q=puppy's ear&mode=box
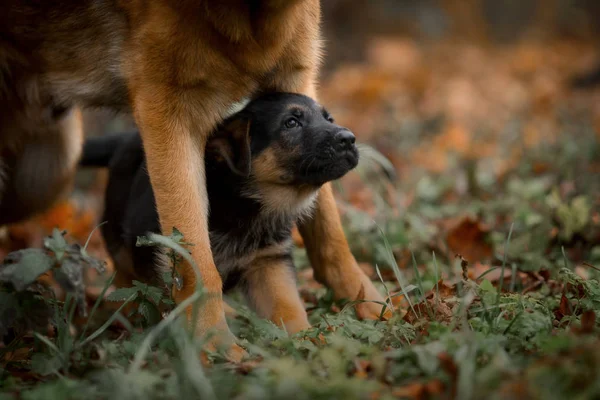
[207,118,251,177]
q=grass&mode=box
[1,130,598,400]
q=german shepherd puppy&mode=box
[1,1,388,359]
[81,93,358,334]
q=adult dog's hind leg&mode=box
[0,107,83,225]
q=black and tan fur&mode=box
[1,1,389,359]
[81,93,359,334]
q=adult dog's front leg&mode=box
[132,85,244,360]
[298,184,391,320]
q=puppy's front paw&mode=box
[223,342,247,363]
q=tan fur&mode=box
[0,105,83,225]
[298,184,393,321]
[244,259,310,334]
[0,0,388,360]
[248,147,319,219]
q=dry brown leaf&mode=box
[426,279,457,300]
[308,333,328,346]
[37,200,96,242]
[403,298,453,325]
[456,254,469,281]
[391,379,444,400]
[391,383,427,400]
[352,359,371,379]
[446,216,493,263]
[231,359,262,375]
[1,347,32,365]
[572,310,597,335]
[554,294,573,322]
[391,292,409,309]
[37,201,75,231]
[438,352,458,398]
[424,380,445,397]
[581,310,596,332]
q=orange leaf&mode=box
[426,279,457,300]
[37,201,75,232]
[403,298,453,325]
[352,359,371,379]
[392,383,427,400]
[577,310,596,334]
[446,216,493,263]
[555,294,572,321]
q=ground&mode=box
[1,38,600,400]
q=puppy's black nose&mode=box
[335,129,356,150]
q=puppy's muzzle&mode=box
[293,126,360,186]
[332,128,359,166]
[333,129,356,152]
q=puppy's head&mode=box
[207,93,359,186]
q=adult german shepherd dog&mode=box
[0,1,388,359]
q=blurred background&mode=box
[4,0,600,289]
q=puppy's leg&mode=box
[131,85,243,360]
[0,106,83,225]
[243,259,310,334]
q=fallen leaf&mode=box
[392,383,427,400]
[352,359,371,379]
[37,201,75,232]
[554,294,573,322]
[438,352,458,398]
[572,310,596,335]
[37,201,96,243]
[391,292,409,309]
[426,279,457,300]
[391,379,444,400]
[308,333,328,346]
[404,298,454,325]
[230,359,262,375]
[470,262,519,284]
[456,254,469,281]
[446,216,493,263]
[424,379,445,397]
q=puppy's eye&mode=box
[285,117,300,128]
